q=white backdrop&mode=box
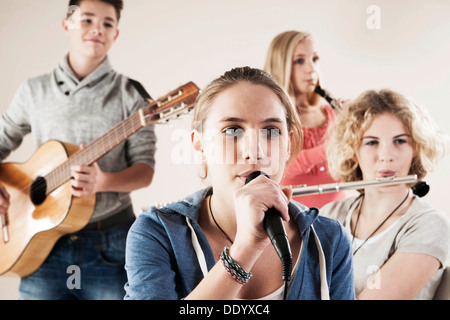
[1,0,449,299]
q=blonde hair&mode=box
[192,66,303,178]
[264,30,320,106]
[327,89,449,182]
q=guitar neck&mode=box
[44,112,144,195]
[39,81,199,196]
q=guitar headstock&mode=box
[140,81,200,125]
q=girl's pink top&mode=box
[283,105,346,208]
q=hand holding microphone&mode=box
[242,171,293,283]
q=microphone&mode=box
[245,171,292,282]
[314,85,342,112]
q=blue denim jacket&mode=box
[124,187,354,300]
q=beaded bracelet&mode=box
[220,246,252,285]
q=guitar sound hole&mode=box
[30,176,47,205]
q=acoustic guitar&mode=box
[0,81,199,277]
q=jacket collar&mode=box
[289,201,320,237]
[162,187,212,221]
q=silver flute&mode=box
[292,175,418,196]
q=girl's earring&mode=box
[200,163,208,180]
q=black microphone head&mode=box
[245,171,268,185]
[411,181,429,197]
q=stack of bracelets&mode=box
[220,246,253,284]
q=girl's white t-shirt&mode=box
[321,196,450,299]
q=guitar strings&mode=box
[11,113,144,197]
